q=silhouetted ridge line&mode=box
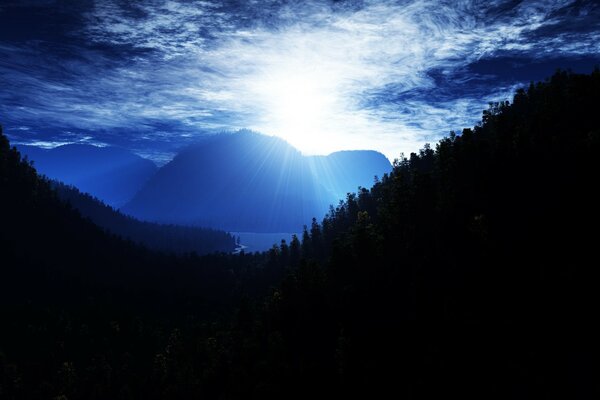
[16,143,157,207]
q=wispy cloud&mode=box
[1,0,599,161]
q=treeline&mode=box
[52,181,236,255]
[2,69,600,399]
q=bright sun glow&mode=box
[242,33,410,158]
[250,65,342,155]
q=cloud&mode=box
[1,0,599,161]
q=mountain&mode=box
[17,143,157,207]
[52,181,235,254]
[122,133,391,232]
[306,150,392,199]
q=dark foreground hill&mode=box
[122,133,391,232]
[17,143,157,207]
[240,69,600,398]
[0,128,281,399]
[2,70,600,399]
[52,181,235,254]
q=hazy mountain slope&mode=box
[122,133,391,232]
[122,133,337,232]
[17,143,157,207]
[306,150,392,199]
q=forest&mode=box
[1,69,599,399]
[52,181,236,255]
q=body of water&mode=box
[230,232,301,253]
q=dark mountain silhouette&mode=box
[17,143,157,207]
[52,181,235,254]
[0,126,281,399]
[229,69,600,398]
[122,132,391,232]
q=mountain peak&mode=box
[123,132,391,232]
[17,143,157,208]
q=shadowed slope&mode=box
[17,143,157,207]
[53,181,235,254]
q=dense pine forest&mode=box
[1,70,600,399]
[52,181,235,255]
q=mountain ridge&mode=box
[122,132,392,232]
[16,143,157,207]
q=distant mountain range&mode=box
[121,132,391,232]
[19,133,392,232]
[306,150,391,200]
[17,144,157,208]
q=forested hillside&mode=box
[240,69,600,398]
[52,181,235,254]
[1,70,599,399]
[0,130,281,399]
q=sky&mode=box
[1,0,599,163]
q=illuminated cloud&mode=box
[1,0,599,161]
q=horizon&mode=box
[15,129,397,166]
[1,0,599,163]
